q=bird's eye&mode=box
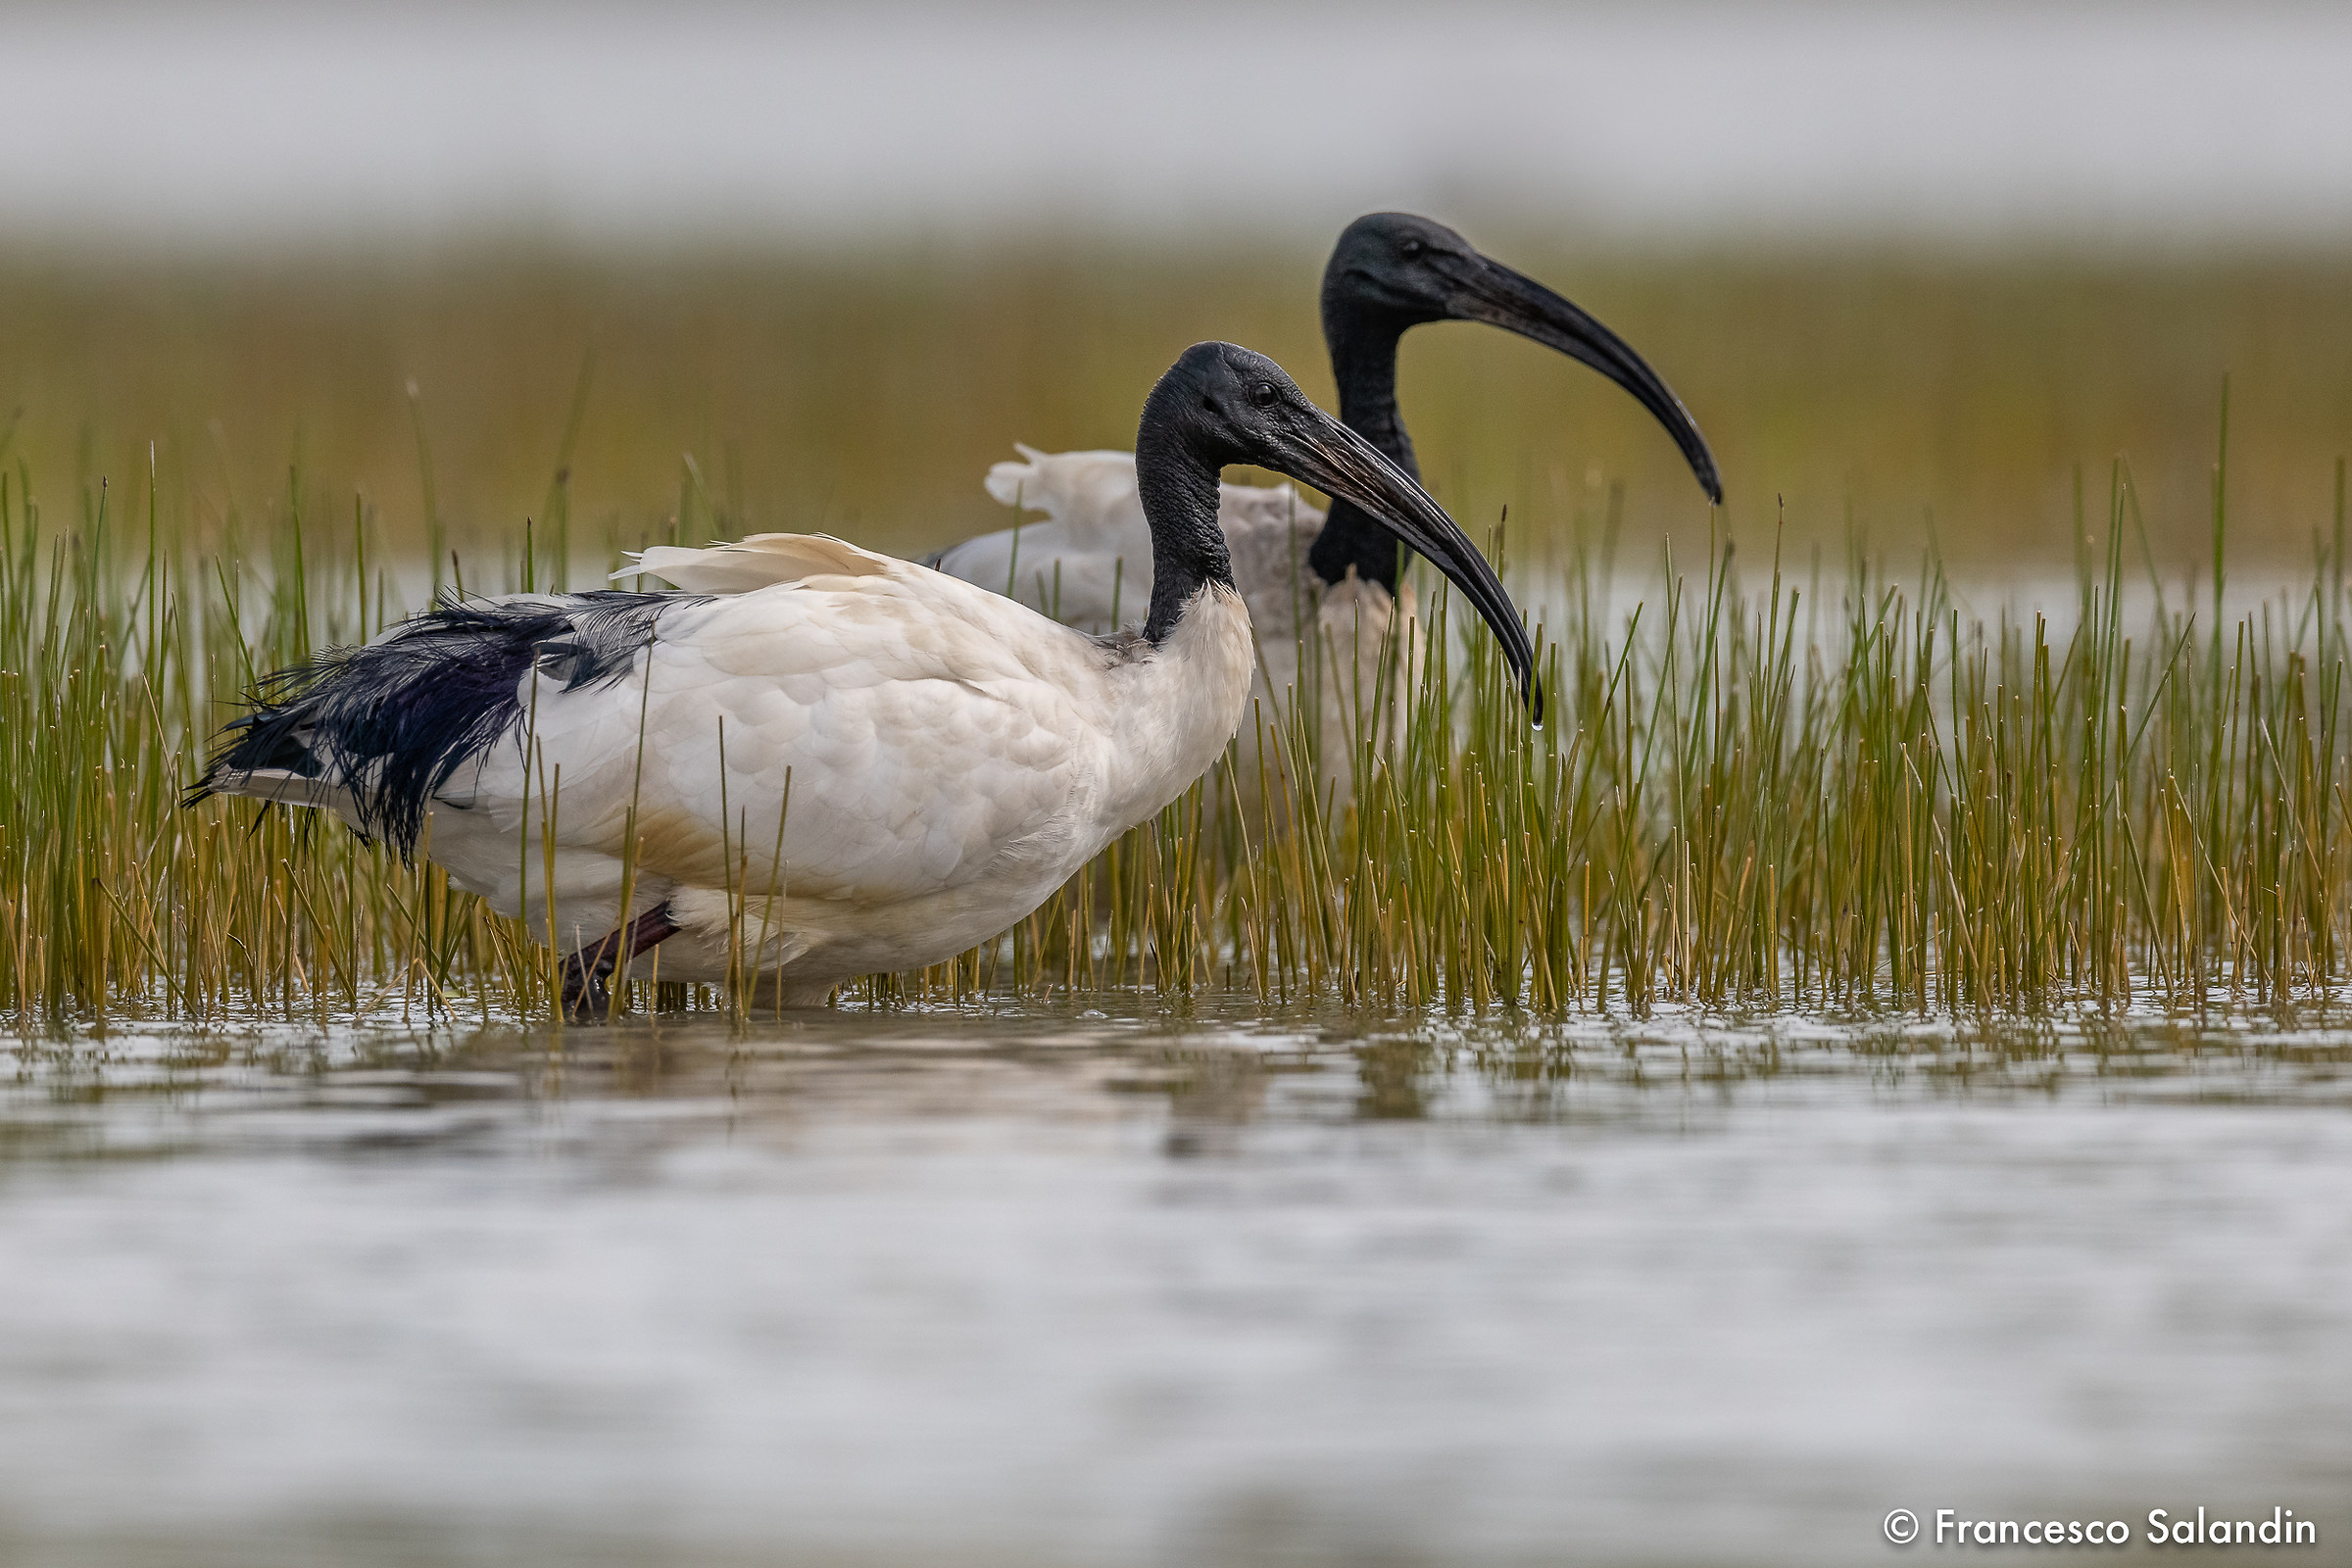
[1399,237,1425,259]
[1249,381,1279,409]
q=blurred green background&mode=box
[3,245,2345,580]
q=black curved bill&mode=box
[1446,253,1723,505]
[1262,407,1543,722]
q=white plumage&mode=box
[216,536,1250,1004]
[429,539,1253,1001]
[665,450,1408,802]
[195,342,1535,1012]
[946,446,1412,797]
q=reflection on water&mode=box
[2,1000,2348,1567]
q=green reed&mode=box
[3,432,2349,1026]
[888,455,2352,1017]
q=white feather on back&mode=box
[618,532,894,595]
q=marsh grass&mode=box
[895,453,2352,1020]
[5,405,2348,1028]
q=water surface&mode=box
[2,1000,2346,1566]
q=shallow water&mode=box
[2,1000,2347,1567]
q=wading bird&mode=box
[192,344,1537,1015]
[930,213,1722,746]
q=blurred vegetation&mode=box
[1,242,2346,573]
[4,239,2351,1025]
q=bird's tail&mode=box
[187,591,677,856]
[982,444,1146,541]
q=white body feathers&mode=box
[647,449,1423,805]
[221,536,1256,1001]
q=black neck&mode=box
[1135,417,1236,643]
[1309,312,1417,592]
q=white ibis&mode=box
[193,343,1538,1015]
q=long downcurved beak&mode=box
[1446,253,1723,505]
[1265,407,1543,722]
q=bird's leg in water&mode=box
[561,904,682,1018]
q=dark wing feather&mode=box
[187,591,702,857]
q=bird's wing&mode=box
[482,561,1112,905]
[618,531,896,595]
